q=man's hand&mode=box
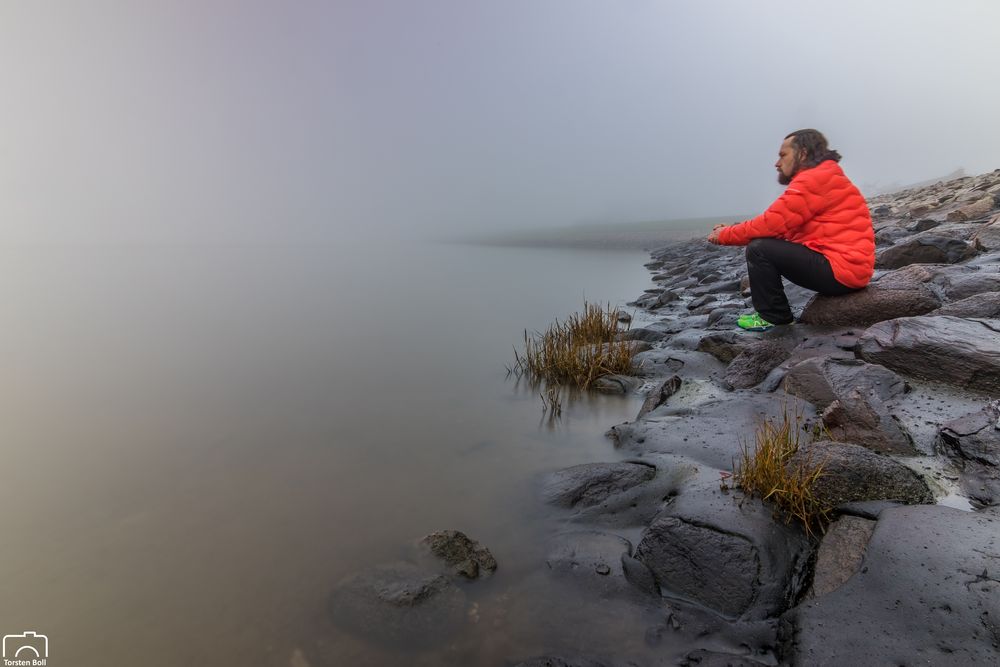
[707,224,727,245]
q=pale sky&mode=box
[1,1,998,243]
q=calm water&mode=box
[0,240,658,666]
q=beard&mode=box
[777,171,792,185]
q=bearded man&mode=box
[708,129,875,331]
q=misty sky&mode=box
[1,1,998,244]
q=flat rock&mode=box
[782,505,1000,666]
[696,331,754,363]
[944,273,1000,301]
[542,462,656,509]
[786,441,933,507]
[932,292,1000,318]
[856,316,1000,394]
[327,562,467,648]
[545,531,645,600]
[636,375,682,418]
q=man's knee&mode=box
[746,238,768,259]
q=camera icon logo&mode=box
[2,631,48,659]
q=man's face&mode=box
[775,136,800,185]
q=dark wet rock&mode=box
[618,326,669,343]
[631,347,686,377]
[653,290,680,308]
[938,401,1000,507]
[620,554,659,596]
[327,562,466,648]
[973,215,1000,250]
[782,357,907,408]
[706,304,740,326]
[855,316,1000,394]
[687,295,717,310]
[874,226,911,245]
[593,374,642,394]
[419,530,497,579]
[724,338,797,390]
[832,499,902,520]
[637,375,682,418]
[696,331,753,363]
[785,361,917,453]
[610,394,816,470]
[875,234,978,268]
[944,273,1000,300]
[616,311,632,324]
[542,462,656,509]
[634,485,812,620]
[807,515,875,598]
[782,505,1000,666]
[512,656,629,667]
[545,531,647,600]
[679,650,772,666]
[932,291,1000,318]
[689,278,742,296]
[907,218,942,233]
[787,441,933,507]
[798,284,941,327]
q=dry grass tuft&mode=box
[509,301,635,390]
[734,406,831,537]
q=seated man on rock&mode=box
[708,129,875,331]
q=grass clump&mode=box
[734,407,831,537]
[509,301,635,390]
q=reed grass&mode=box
[510,301,635,390]
[734,406,831,537]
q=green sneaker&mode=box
[737,312,776,332]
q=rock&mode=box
[637,375,682,418]
[819,391,915,454]
[696,331,753,363]
[944,273,1000,300]
[419,530,497,579]
[782,505,1000,666]
[855,316,1000,394]
[545,531,645,599]
[798,284,941,327]
[542,462,656,509]
[947,195,996,221]
[786,441,933,507]
[688,295,717,310]
[782,357,907,408]
[593,374,642,394]
[875,235,978,268]
[512,657,619,667]
[931,292,1000,318]
[938,401,1000,507]
[616,311,632,324]
[972,214,1000,250]
[807,515,876,598]
[679,650,772,666]
[634,485,812,620]
[619,327,669,342]
[724,338,797,390]
[907,218,941,233]
[327,563,466,648]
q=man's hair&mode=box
[785,129,842,168]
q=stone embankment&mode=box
[526,168,1000,665]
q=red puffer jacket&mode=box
[717,160,875,288]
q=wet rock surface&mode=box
[419,530,498,579]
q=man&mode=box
[708,129,875,331]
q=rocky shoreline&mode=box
[323,170,1000,666]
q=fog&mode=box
[1,0,998,244]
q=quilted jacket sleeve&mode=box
[717,170,823,246]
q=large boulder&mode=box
[875,235,978,269]
[855,316,1000,394]
[972,213,1000,250]
[938,401,1000,507]
[634,486,811,620]
[944,273,1000,300]
[782,505,1000,666]
[786,441,933,507]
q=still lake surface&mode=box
[0,240,667,666]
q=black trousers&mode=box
[745,238,857,325]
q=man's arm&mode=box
[715,173,823,246]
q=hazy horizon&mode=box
[1,1,998,245]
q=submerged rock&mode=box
[419,530,497,579]
[542,462,656,509]
[327,563,466,648]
